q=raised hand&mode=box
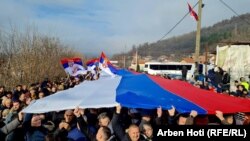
[116,104,122,114]
[168,105,175,116]
[215,110,225,121]
[79,108,85,115]
[157,106,162,118]
[59,121,70,130]
[18,112,24,122]
[190,110,198,118]
[74,107,81,117]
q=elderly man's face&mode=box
[128,126,140,141]
[143,124,153,138]
[68,61,74,67]
[99,117,110,127]
[5,99,12,108]
[64,110,74,123]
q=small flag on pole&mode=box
[188,2,198,21]
[60,58,87,76]
[99,52,116,77]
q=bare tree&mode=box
[0,26,83,89]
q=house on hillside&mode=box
[157,55,168,62]
[143,56,153,62]
[181,53,215,64]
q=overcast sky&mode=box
[0,0,250,56]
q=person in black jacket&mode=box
[112,105,145,141]
[181,66,188,81]
[0,112,23,141]
[140,123,153,141]
[74,107,116,141]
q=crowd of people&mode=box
[188,66,250,98]
[0,66,250,141]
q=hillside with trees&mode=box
[113,13,250,63]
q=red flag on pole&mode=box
[188,2,198,21]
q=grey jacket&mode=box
[1,118,21,134]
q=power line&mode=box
[219,0,250,25]
[157,2,199,42]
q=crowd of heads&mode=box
[0,65,250,141]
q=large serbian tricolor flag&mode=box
[23,54,250,115]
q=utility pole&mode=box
[136,49,138,67]
[123,45,126,68]
[123,56,126,68]
[136,48,140,72]
[205,43,208,76]
[194,0,203,63]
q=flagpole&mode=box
[194,0,203,63]
[123,55,126,68]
